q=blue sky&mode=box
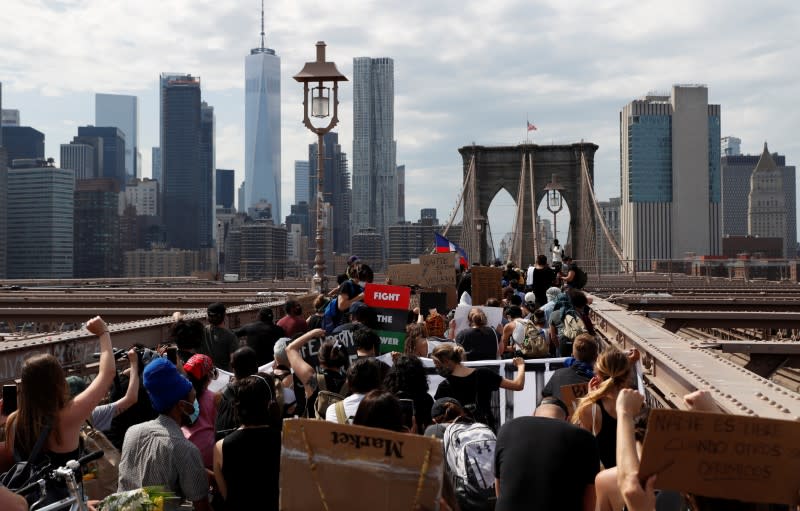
[2,0,799,247]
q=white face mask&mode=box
[182,398,200,425]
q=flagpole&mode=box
[526,112,529,144]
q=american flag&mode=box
[527,121,537,132]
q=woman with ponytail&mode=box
[572,347,632,468]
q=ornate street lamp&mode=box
[543,174,564,243]
[293,41,348,294]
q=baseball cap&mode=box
[143,358,193,413]
[524,292,536,305]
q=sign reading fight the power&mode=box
[364,283,411,353]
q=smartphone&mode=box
[399,398,415,431]
[2,384,17,415]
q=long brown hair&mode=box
[9,354,69,455]
[571,347,631,426]
[404,323,428,356]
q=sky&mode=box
[2,0,799,250]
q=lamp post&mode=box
[543,174,564,244]
[293,41,348,294]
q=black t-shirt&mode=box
[541,366,592,402]
[434,368,502,430]
[456,326,499,361]
[532,267,556,306]
[340,280,363,300]
[222,426,281,511]
[495,417,600,511]
[234,321,286,366]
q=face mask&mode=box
[183,399,200,425]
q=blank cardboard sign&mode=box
[639,409,800,505]
[280,419,444,511]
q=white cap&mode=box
[524,292,536,304]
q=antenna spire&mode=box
[260,0,265,50]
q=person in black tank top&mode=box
[214,374,282,511]
[571,348,633,468]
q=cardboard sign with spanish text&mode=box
[280,419,444,511]
[560,382,589,416]
[470,266,504,305]
[387,264,424,287]
[639,409,800,505]
[421,253,456,288]
[365,283,411,353]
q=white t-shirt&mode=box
[551,245,563,264]
[526,265,535,286]
[325,393,365,423]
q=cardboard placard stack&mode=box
[639,409,800,506]
[280,419,444,511]
[470,266,504,305]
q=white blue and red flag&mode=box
[435,232,469,268]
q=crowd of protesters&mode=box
[0,253,783,511]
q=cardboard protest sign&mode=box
[452,304,503,336]
[420,253,456,288]
[470,266,504,305]
[280,419,445,511]
[387,264,424,287]
[639,409,800,505]
[559,382,589,416]
[364,283,411,353]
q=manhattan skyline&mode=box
[2,0,799,240]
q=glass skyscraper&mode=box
[294,161,309,206]
[95,93,139,181]
[352,57,397,249]
[244,32,280,219]
[7,164,75,278]
[620,85,721,268]
[309,132,351,253]
[216,168,235,209]
[160,73,204,250]
[77,126,126,189]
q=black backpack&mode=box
[572,265,588,289]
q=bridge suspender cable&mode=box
[580,150,627,268]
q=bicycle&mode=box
[15,450,104,511]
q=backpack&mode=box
[313,373,348,420]
[572,265,588,289]
[321,297,341,334]
[562,310,587,341]
[519,320,550,359]
[443,419,497,511]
